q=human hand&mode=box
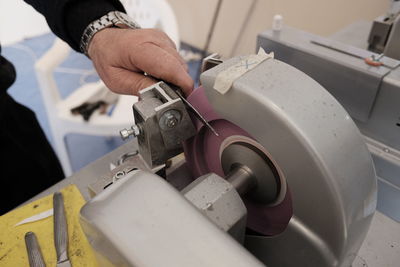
[88,28,193,96]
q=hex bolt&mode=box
[158,109,182,130]
[119,125,141,140]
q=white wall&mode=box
[0,0,390,55]
[0,0,50,45]
[168,0,390,57]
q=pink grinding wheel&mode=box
[183,87,293,236]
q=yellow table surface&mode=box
[0,184,98,266]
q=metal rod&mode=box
[226,164,257,196]
[196,0,224,83]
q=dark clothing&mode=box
[0,0,125,214]
[0,49,64,214]
[0,50,16,92]
[0,93,65,214]
[24,0,125,52]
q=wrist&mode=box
[80,11,141,57]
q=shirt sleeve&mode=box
[24,0,126,52]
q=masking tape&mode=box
[213,48,274,94]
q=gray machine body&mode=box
[257,23,400,223]
[80,55,377,266]
[80,170,263,267]
[201,57,376,266]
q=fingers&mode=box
[150,28,178,50]
[128,43,193,95]
[159,45,188,72]
[106,67,158,95]
[89,28,194,96]
[133,29,188,72]
[133,28,177,51]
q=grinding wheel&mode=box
[184,86,292,236]
[196,55,377,266]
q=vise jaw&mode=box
[123,82,196,167]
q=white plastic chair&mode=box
[121,0,180,49]
[35,0,180,176]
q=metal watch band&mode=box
[80,11,141,57]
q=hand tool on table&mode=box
[53,192,71,267]
[25,231,46,267]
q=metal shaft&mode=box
[226,164,257,196]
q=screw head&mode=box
[166,115,178,128]
[114,171,125,180]
[159,110,182,130]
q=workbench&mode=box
[28,140,400,267]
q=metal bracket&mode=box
[126,82,196,167]
[201,53,223,73]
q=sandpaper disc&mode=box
[183,87,292,236]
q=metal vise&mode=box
[120,82,196,167]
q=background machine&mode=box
[258,0,400,224]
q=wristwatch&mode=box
[80,11,141,57]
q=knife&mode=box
[53,192,72,267]
[166,83,220,137]
[25,231,46,267]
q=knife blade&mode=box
[25,231,46,267]
[53,192,72,267]
[167,83,219,137]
